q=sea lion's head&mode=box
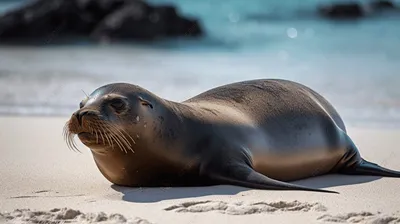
[64,83,159,153]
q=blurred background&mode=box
[0,0,399,128]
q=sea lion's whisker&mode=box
[110,124,132,147]
[64,126,74,152]
[64,132,69,145]
[99,130,106,146]
[106,125,126,153]
[62,124,67,139]
[63,123,71,143]
[107,123,135,153]
[63,114,136,154]
[103,132,110,147]
[92,121,110,147]
[67,133,80,152]
[90,121,105,145]
[113,131,129,153]
[63,120,81,153]
[121,128,136,145]
[116,123,136,145]
[94,122,106,146]
[65,133,71,151]
[103,128,114,149]
[110,132,126,153]
[71,135,80,152]
[81,89,89,98]
[111,124,135,153]
[63,128,68,146]
[107,124,130,148]
[90,120,133,153]
[95,129,99,144]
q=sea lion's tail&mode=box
[338,133,400,178]
[341,159,400,177]
[332,133,400,178]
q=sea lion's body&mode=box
[65,79,400,193]
[182,79,349,182]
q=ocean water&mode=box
[1,0,400,128]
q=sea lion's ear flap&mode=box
[138,96,153,109]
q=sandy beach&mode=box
[0,116,399,223]
[1,0,400,222]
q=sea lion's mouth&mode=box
[78,132,104,144]
[64,117,136,153]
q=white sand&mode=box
[1,116,400,224]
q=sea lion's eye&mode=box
[109,98,126,111]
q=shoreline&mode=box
[1,116,400,223]
[3,114,400,130]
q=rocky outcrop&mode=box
[0,0,203,44]
[370,0,395,10]
[317,2,366,19]
[317,0,397,20]
[91,2,202,41]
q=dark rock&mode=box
[91,2,202,41]
[91,2,158,40]
[317,2,365,19]
[0,0,79,41]
[370,0,395,10]
[0,0,203,44]
[152,5,202,37]
[165,16,203,37]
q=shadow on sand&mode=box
[111,174,381,203]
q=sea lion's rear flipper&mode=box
[202,163,338,194]
[340,159,400,177]
[335,133,400,178]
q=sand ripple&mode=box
[164,200,327,215]
[0,208,152,224]
[318,212,400,223]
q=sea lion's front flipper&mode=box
[200,157,338,194]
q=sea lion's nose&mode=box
[74,110,90,125]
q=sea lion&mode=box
[64,79,400,193]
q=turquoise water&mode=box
[0,0,400,128]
